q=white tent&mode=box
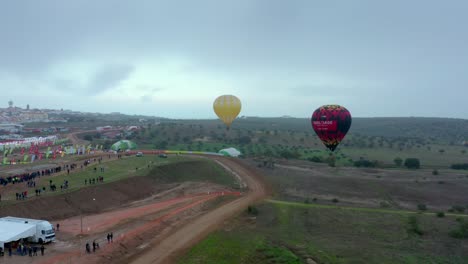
[0,221,36,249]
[218,147,241,157]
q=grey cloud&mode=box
[140,95,153,102]
[88,65,134,93]
[0,0,467,118]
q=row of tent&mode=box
[111,140,241,157]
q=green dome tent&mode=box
[110,140,138,151]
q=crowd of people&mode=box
[0,241,46,258]
[0,152,140,260]
[0,166,64,186]
[85,176,104,185]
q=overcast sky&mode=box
[1,0,467,119]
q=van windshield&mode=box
[45,229,54,235]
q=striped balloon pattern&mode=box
[213,95,242,129]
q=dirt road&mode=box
[0,155,267,264]
[130,156,269,264]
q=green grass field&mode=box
[1,155,188,203]
[178,201,468,264]
[148,158,241,189]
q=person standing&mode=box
[56,223,60,231]
[92,240,96,252]
[86,243,90,254]
[110,232,113,242]
[107,233,110,243]
[33,246,38,256]
[40,245,45,256]
[22,244,27,256]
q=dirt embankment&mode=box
[0,176,175,220]
[0,161,232,220]
[129,156,270,264]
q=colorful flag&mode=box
[46,146,51,159]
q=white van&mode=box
[0,216,55,245]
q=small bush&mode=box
[304,198,310,204]
[354,159,376,168]
[451,205,465,213]
[247,205,259,215]
[380,201,390,208]
[312,197,317,202]
[407,216,424,236]
[332,198,339,203]
[417,204,427,211]
[451,163,468,170]
[436,212,445,218]
[404,158,420,169]
[449,219,468,239]
[432,169,439,175]
[438,181,445,184]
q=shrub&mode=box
[354,159,376,168]
[332,198,339,203]
[407,216,424,236]
[394,157,403,167]
[451,205,465,213]
[417,204,427,211]
[247,205,259,215]
[312,198,317,202]
[404,158,420,169]
[436,212,445,218]
[438,181,445,184]
[451,163,468,170]
[380,201,390,208]
[432,169,439,175]
[304,198,310,204]
[449,219,468,239]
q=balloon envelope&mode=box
[311,105,352,152]
[213,95,242,128]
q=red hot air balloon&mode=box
[311,105,352,152]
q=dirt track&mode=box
[129,156,269,264]
[0,155,268,264]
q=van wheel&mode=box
[39,238,43,244]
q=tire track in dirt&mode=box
[129,156,269,264]
[36,193,237,264]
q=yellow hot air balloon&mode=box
[213,95,242,129]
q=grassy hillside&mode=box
[179,201,468,264]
